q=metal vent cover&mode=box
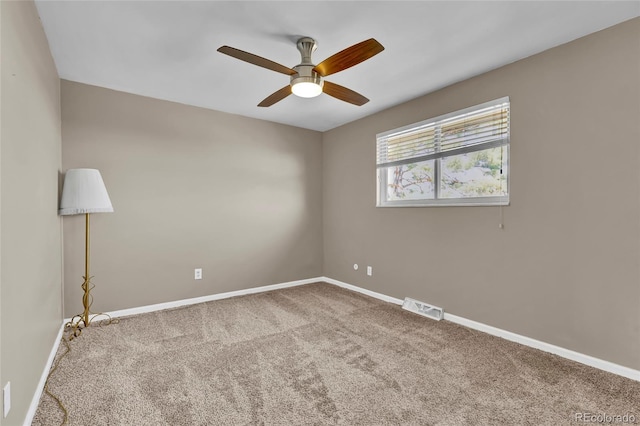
[402,297,444,321]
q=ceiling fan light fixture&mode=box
[292,80,323,98]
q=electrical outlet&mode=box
[3,382,10,418]
[367,266,373,276]
[194,268,202,280]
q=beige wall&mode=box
[61,81,323,315]
[0,1,63,425]
[323,18,640,370]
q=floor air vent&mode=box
[402,298,444,321]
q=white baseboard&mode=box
[322,277,404,305]
[64,277,324,322]
[321,277,640,382]
[24,320,66,426]
[442,313,640,382]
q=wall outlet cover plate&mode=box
[3,382,10,418]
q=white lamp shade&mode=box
[59,169,114,215]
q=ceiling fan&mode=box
[217,37,384,107]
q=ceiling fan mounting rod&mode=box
[296,37,317,65]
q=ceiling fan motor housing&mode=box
[290,65,323,90]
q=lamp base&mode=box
[65,312,117,339]
[64,274,117,339]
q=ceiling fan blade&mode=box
[258,85,292,107]
[313,38,384,77]
[323,81,369,106]
[217,46,296,76]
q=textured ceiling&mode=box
[35,1,639,131]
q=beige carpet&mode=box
[34,283,638,425]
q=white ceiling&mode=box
[35,1,638,132]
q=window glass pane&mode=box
[385,160,435,201]
[439,146,507,198]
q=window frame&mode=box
[376,97,510,207]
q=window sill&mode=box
[376,199,509,208]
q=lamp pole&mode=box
[81,213,91,326]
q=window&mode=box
[376,97,510,207]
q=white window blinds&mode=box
[376,97,510,169]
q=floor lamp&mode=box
[59,168,114,338]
